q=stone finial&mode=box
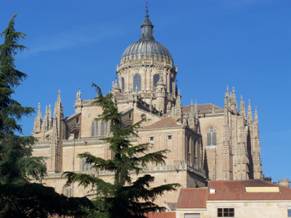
[190,100,195,115]
[33,102,42,134]
[194,100,198,119]
[41,105,48,133]
[47,104,52,129]
[112,80,121,94]
[176,93,181,108]
[224,86,230,106]
[247,100,253,124]
[75,89,82,113]
[174,93,182,118]
[76,89,81,101]
[37,102,41,118]
[232,87,237,103]
[54,90,63,118]
[254,107,259,123]
[230,87,237,113]
[240,96,246,119]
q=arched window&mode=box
[133,73,141,92]
[121,77,125,91]
[153,74,160,88]
[91,120,97,137]
[91,120,110,137]
[80,157,91,172]
[207,127,217,146]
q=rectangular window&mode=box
[288,209,291,217]
[217,208,235,217]
[149,136,154,144]
[184,213,200,218]
[168,135,172,140]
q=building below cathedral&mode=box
[149,180,291,218]
[32,9,263,206]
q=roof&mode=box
[177,180,291,209]
[208,180,291,201]
[142,117,181,130]
[177,188,208,208]
[182,104,222,114]
[146,212,176,218]
[65,112,81,121]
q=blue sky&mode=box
[1,0,290,182]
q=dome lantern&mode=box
[118,5,174,68]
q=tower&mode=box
[252,108,263,179]
[115,6,178,114]
[33,102,42,134]
[51,90,64,173]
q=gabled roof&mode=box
[208,180,291,201]
[177,188,208,208]
[142,117,181,130]
[177,180,291,209]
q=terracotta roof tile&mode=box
[146,212,176,218]
[143,117,181,130]
[177,188,208,208]
[177,180,291,209]
[208,180,291,201]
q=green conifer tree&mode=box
[0,16,91,218]
[64,85,180,218]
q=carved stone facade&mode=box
[32,11,263,206]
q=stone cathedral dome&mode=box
[119,11,174,67]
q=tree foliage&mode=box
[0,16,92,217]
[64,85,180,218]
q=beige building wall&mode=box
[176,201,291,218]
[199,115,224,180]
[206,201,291,218]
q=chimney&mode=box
[279,179,290,188]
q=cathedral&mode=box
[32,9,263,206]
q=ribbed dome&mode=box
[119,13,174,66]
[121,40,173,64]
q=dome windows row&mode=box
[119,73,163,93]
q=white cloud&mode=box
[21,24,124,57]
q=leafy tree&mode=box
[64,85,180,218]
[0,16,92,218]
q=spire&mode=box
[224,86,230,107]
[175,91,182,116]
[190,100,195,116]
[54,90,63,118]
[75,89,81,102]
[41,105,48,133]
[37,102,42,118]
[231,87,237,106]
[141,0,154,41]
[47,104,52,129]
[33,102,42,134]
[240,96,246,119]
[57,89,61,103]
[145,0,149,17]
[247,100,253,124]
[254,107,259,123]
